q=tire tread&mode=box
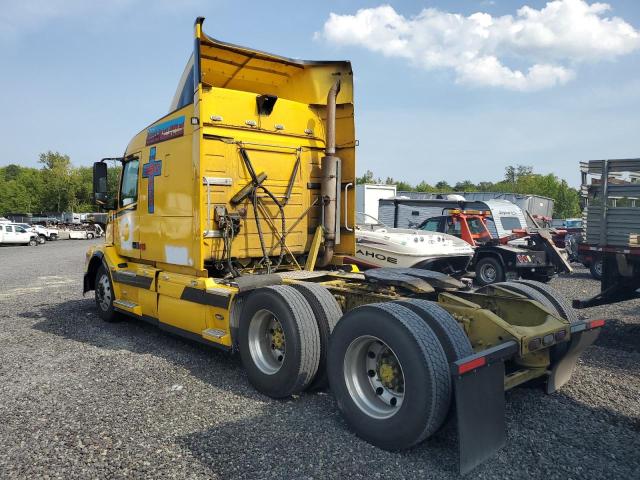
[370,302,451,444]
[291,282,342,389]
[395,299,473,362]
[247,285,321,396]
[513,279,578,323]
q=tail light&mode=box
[528,337,542,351]
[554,330,567,341]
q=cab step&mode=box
[202,328,232,347]
[113,299,142,316]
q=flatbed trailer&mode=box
[83,18,603,474]
[574,159,640,308]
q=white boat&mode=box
[345,214,475,273]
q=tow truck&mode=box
[419,207,572,285]
[83,18,603,474]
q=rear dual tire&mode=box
[491,280,579,364]
[291,283,342,390]
[238,285,321,398]
[328,302,451,450]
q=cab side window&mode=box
[120,158,140,207]
[421,218,440,232]
[6,226,13,232]
[445,219,461,237]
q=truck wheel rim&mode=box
[97,274,112,311]
[343,336,405,419]
[480,264,497,283]
[248,309,286,375]
[594,260,603,276]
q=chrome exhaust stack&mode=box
[317,79,341,268]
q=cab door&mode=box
[14,226,31,243]
[4,225,19,243]
[115,154,141,259]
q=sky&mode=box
[1,0,639,187]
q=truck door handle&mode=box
[344,182,353,232]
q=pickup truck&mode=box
[0,223,39,246]
[15,223,59,242]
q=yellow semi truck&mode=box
[84,18,604,473]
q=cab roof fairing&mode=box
[193,18,353,105]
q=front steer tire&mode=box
[94,265,119,323]
[238,285,321,398]
[328,302,450,451]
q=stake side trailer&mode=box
[83,18,602,474]
[574,159,640,308]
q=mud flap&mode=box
[82,273,91,295]
[546,320,603,393]
[451,341,518,475]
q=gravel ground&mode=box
[0,241,638,479]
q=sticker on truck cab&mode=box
[146,116,185,146]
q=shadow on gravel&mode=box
[595,318,640,353]
[178,400,459,478]
[566,271,598,281]
[22,300,640,478]
[179,387,640,479]
[27,298,259,401]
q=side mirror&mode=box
[93,162,108,203]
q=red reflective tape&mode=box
[458,356,486,375]
[589,319,605,329]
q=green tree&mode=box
[38,151,73,211]
[356,170,376,184]
[435,180,452,191]
[395,181,413,191]
[454,180,476,191]
[415,181,435,192]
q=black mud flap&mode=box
[82,273,91,295]
[546,320,604,393]
[451,341,518,475]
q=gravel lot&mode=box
[0,241,638,479]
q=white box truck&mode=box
[356,184,396,224]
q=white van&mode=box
[0,223,39,246]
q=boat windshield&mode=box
[566,219,582,229]
[356,212,388,230]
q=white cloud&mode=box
[319,0,640,91]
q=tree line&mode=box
[0,152,120,216]
[357,164,581,218]
[1,153,580,219]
